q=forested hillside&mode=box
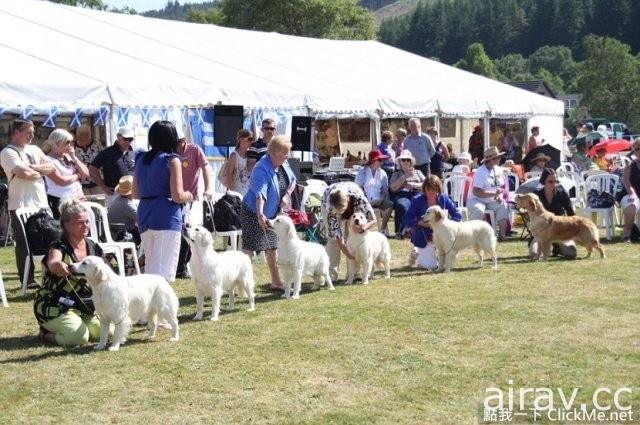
[379,0,640,65]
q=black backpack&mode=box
[25,209,61,256]
[203,194,242,232]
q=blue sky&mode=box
[104,0,203,12]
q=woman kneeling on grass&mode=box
[34,199,104,346]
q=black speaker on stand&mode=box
[291,116,312,152]
[213,104,244,158]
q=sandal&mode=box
[497,236,508,242]
[269,284,285,291]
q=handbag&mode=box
[217,156,239,189]
[587,189,614,208]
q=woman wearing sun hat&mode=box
[389,150,425,239]
[529,152,551,172]
[466,146,510,241]
[355,149,394,237]
[108,175,139,244]
[452,151,473,174]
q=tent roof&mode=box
[0,0,564,119]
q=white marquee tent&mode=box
[0,0,564,147]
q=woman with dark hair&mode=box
[34,199,104,345]
[132,121,193,282]
[530,167,577,258]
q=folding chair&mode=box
[81,202,141,276]
[299,179,328,244]
[581,174,620,240]
[15,207,51,296]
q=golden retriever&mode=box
[268,215,334,299]
[345,212,391,285]
[72,256,179,351]
[422,205,497,272]
[515,193,605,260]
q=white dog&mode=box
[71,256,179,351]
[184,226,255,321]
[422,205,497,272]
[345,212,391,285]
[268,215,334,299]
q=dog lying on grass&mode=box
[422,205,497,272]
[515,193,605,260]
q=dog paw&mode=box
[225,306,234,312]
[247,307,256,312]
[94,344,106,351]
[210,316,220,322]
[361,281,369,285]
[193,314,203,321]
[169,337,179,342]
[328,286,335,291]
[291,294,300,300]
[108,345,120,352]
[344,280,353,285]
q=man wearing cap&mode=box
[466,146,510,242]
[175,127,213,279]
[404,117,435,176]
[89,126,144,205]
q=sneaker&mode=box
[380,228,390,237]
[408,249,418,267]
[395,233,403,240]
[622,236,631,243]
[175,270,191,279]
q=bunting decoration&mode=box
[94,106,108,126]
[43,106,59,128]
[141,107,151,127]
[69,108,83,128]
[117,107,129,127]
[0,107,5,120]
[195,107,205,126]
[21,105,35,121]
[160,107,168,121]
[179,108,186,127]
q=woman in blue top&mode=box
[133,121,193,282]
[242,135,296,291]
[403,174,461,269]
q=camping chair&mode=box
[299,179,328,244]
[15,207,50,296]
[581,174,620,240]
[81,202,141,276]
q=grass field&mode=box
[1,226,639,424]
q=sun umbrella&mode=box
[521,144,561,172]
[570,131,603,146]
[587,138,632,157]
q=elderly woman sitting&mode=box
[388,150,425,239]
[355,149,393,237]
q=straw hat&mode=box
[395,149,415,167]
[530,152,551,163]
[115,175,133,196]
[481,146,504,163]
[366,149,388,165]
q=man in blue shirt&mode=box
[403,117,435,176]
[247,118,276,174]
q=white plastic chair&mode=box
[81,202,141,276]
[443,175,473,221]
[0,269,8,307]
[580,169,607,181]
[524,171,541,181]
[15,207,50,296]
[581,174,620,240]
[557,162,576,173]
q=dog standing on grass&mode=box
[422,205,497,272]
[72,256,179,352]
[345,212,391,285]
[515,193,605,260]
[184,226,255,321]
[268,215,334,299]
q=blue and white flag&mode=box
[43,106,59,128]
[21,106,35,121]
[160,107,168,121]
[141,107,151,127]
[69,108,83,128]
[195,107,205,126]
[117,107,129,127]
[94,106,108,126]
[179,108,186,127]
[0,107,5,120]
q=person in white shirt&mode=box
[355,149,393,237]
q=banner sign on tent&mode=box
[69,108,83,128]
[189,108,227,159]
[94,106,108,126]
[43,106,59,128]
[21,106,35,121]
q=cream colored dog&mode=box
[71,256,179,351]
[345,212,391,285]
[184,226,255,321]
[515,193,605,260]
[422,205,497,272]
[268,215,334,299]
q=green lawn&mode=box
[0,228,639,424]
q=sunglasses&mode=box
[263,127,276,131]
[546,179,557,184]
[123,137,134,142]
